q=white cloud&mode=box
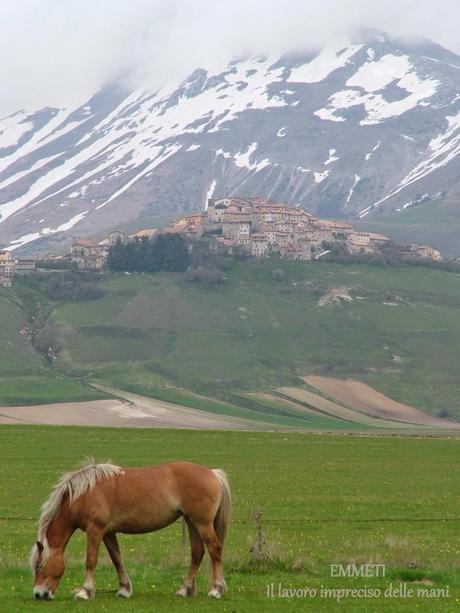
[0,0,459,115]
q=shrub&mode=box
[185,266,224,286]
[272,269,286,282]
[233,245,251,261]
[47,272,105,301]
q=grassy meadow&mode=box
[0,425,459,612]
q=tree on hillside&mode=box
[106,233,191,273]
[150,233,191,272]
[106,238,127,271]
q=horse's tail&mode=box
[212,469,231,545]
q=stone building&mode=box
[70,239,109,271]
[0,250,15,286]
[15,258,36,275]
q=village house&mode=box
[70,239,109,271]
[15,258,37,275]
[108,230,128,245]
[400,243,442,261]
[0,250,15,287]
[251,233,269,258]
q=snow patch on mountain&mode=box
[346,54,431,93]
[365,141,381,160]
[205,179,216,208]
[6,210,88,251]
[0,112,34,149]
[233,142,271,172]
[315,71,439,126]
[288,39,363,83]
[314,170,330,183]
[324,148,339,165]
[346,174,360,204]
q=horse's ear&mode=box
[36,541,44,554]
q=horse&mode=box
[30,459,231,601]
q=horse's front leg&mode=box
[103,532,133,598]
[75,523,104,600]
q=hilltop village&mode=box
[0,196,443,283]
[68,196,441,271]
[178,197,442,262]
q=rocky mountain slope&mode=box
[1,28,460,253]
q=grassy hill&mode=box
[9,258,457,422]
[0,286,103,405]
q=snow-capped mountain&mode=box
[1,28,460,252]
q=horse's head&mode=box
[30,540,65,600]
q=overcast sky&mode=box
[1,0,459,116]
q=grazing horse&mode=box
[30,460,231,601]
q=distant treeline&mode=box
[107,234,191,272]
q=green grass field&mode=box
[0,425,459,612]
[44,260,460,421]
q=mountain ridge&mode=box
[1,28,460,253]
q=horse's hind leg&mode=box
[75,522,104,600]
[176,518,204,597]
[103,533,133,598]
[195,523,226,598]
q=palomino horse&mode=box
[30,460,231,601]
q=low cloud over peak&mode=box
[1,0,459,115]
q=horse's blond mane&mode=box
[30,459,121,571]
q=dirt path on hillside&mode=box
[303,376,460,428]
[0,387,264,430]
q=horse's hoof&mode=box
[117,587,131,599]
[75,588,93,600]
[208,587,222,598]
[176,584,196,597]
[117,577,133,598]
